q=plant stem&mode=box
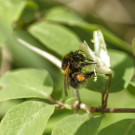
[73,88,81,103]
[73,88,81,113]
[17,38,62,68]
[103,74,112,108]
[47,96,64,108]
[102,92,105,109]
[47,96,135,114]
[95,108,135,113]
[80,103,135,113]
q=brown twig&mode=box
[80,103,135,113]
[47,96,64,108]
[103,74,112,108]
[102,92,105,109]
[47,96,135,114]
[95,108,135,113]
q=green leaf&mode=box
[0,47,2,66]
[109,50,134,92]
[79,88,101,105]
[132,38,135,56]
[45,6,131,53]
[0,100,21,117]
[0,101,55,135]
[127,82,135,96]
[0,68,53,102]
[0,0,26,45]
[87,74,108,93]
[98,119,135,135]
[29,22,81,56]
[87,49,134,92]
[52,113,103,135]
[45,6,87,26]
[7,31,64,99]
[44,109,73,135]
[7,31,54,68]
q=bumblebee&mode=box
[62,50,96,96]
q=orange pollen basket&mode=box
[76,74,85,81]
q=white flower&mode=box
[80,30,112,74]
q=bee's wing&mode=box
[64,63,70,97]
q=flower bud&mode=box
[80,30,112,74]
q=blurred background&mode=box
[43,0,135,44]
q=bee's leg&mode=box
[80,58,93,62]
[80,62,96,67]
[84,72,95,79]
[84,58,93,61]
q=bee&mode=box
[62,50,96,96]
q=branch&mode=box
[47,96,64,108]
[80,103,135,113]
[103,74,112,108]
[104,74,112,108]
[47,96,135,113]
[95,108,135,113]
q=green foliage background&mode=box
[0,0,134,135]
